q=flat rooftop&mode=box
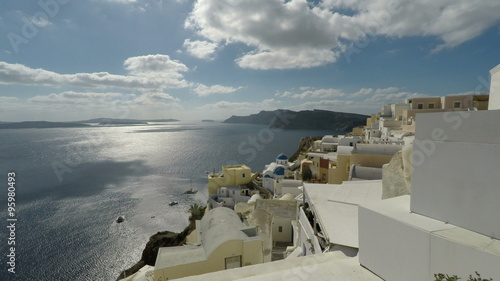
[305,180,383,248]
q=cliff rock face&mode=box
[117,221,196,280]
[288,136,323,163]
[224,109,368,131]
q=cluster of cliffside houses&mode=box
[121,64,500,281]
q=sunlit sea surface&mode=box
[0,122,340,281]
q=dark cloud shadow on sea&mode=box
[20,160,152,201]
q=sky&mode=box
[0,0,499,122]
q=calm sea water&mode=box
[0,122,339,281]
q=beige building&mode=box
[154,207,263,280]
[403,94,489,125]
[208,165,255,195]
[351,144,403,169]
[350,126,364,136]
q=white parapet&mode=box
[411,110,500,239]
[359,196,454,281]
[489,64,500,110]
[359,195,500,281]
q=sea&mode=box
[0,121,341,281]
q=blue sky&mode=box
[0,0,499,122]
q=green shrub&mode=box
[434,272,493,281]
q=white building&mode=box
[154,207,263,280]
[489,64,500,110]
[300,180,383,256]
[209,185,258,209]
[359,110,500,281]
[262,153,293,192]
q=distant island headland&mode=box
[0,118,179,129]
[0,121,91,129]
[223,109,368,131]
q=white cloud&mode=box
[28,91,180,107]
[31,15,52,28]
[123,54,188,79]
[0,55,189,90]
[186,0,500,69]
[0,96,19,103]
[183,39,218,60]
[291,99,355,110]
[28,91,125,105]
[129,92,180,105]
[197,98,280,115]
[186,0,343,69]
[95,0,138,3]
[275,85,431,114]
[276,88,345,99]
[193,83,242,96]
[351,87,400,97]
[365,91,426,103]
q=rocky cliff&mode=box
[223,109,368,131]
[116,221,196,280]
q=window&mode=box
[453,101,461,108]
[428,103,435,109]
[242,173,245,178]
[279,226,283,232]
[322,173,326,181]
[225,256,242,270]
[417,103,424,109]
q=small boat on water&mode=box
[116,215,125,223]
[183,179,197,194]
[169,201,179,206]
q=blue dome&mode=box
[273,167,285,176]
[276,153,288,160]
[264,174,271,178]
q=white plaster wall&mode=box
[359,196,459,281]
[414,110,500,144]
[430,228,500,279]
[359,197,433,281]
[489,65,500,110]
[411,111,500,239]
[298,208,321,256]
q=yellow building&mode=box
[208,165,255,195]
[350,126,364,136]
[328,153,352,184]
[154,207,263,280]
[351,144,403,168]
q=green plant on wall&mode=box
[306,238,315,254]
[302,166,313,182]
[434,272,493,281]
